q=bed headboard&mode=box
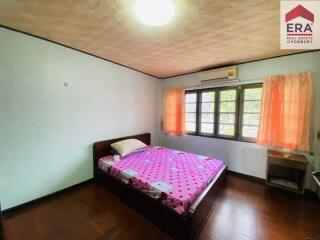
[93,133,151,177]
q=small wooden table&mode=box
[266,150,308,194]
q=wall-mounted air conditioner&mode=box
[198,66,238,85]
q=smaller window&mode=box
[185,92,197,133]
[240,86,262,141]
[200,91,215,135]
[217,89,237,138]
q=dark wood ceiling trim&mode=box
[0,24,159,79]
[1,24,319,80]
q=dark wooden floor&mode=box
[3,174,320,240]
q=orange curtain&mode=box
[257,72,312,151]
[163,88,186,135]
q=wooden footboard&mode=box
[188,166,227,239]
[93,133,227,240]
[95,167,227,240]
[96,169,190,239]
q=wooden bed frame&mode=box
[93,133,227,240]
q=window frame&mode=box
[199,89,216,137]
[216,86,240,140]
[185,83,262,142]
[185,90,199,134]
[239,83,263,142]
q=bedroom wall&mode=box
[0,27,161,210]
[160,51,320,191]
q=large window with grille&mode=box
[185,84,262,142]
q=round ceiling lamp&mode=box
[134,0,175,26]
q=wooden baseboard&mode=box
[228,170,319,199]
[2,179,93,216]
[227,170,265,184]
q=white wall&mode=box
[0,27,161,210]
[163,135,268,178]
[160,51,320,190]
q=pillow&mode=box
[110,139,146,157]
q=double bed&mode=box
[93,133,227,240]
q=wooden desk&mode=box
[267,150,308,194]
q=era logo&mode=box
[285,5,314,36]
[287,23,312,33]
[280,1,320,49]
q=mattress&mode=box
[98,146,225,215]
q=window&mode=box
[185,84,262,142]
[240,85,262,140]
[200,91,215,135]
[218,89,237,138]
[185,92,197,133]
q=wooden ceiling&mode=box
[0,0,306,78]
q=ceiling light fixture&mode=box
[134,0,175,26]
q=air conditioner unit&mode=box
[198,66,238,85]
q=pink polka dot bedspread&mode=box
[98,146,225,215]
